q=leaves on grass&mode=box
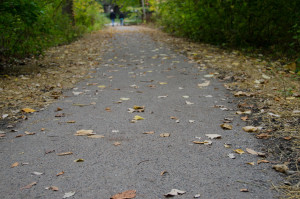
[75,129,95,136]
[63,191,76,198]
[160,133,170,137]
[22,108,36,113]
[57,152,73,156]
[220,123,232,130]
[205,134,222,139]
[164,189,186,197]
[11,162,19,168]
[111,190,136,199]
[272,164,289,173]
[20,182,37,190]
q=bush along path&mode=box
[0,26,298,198]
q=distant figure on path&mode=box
[110,10,116,27]
[119,12,125,26]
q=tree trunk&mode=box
[62,0,74,25]
[141,0,146,23]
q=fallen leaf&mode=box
[11,162,19,168]
[242,126,258,132]
[205,134,222,139]
[257,159,270,164]
[31,171,43,175]
[186,101,194,105]
[236,110,252,115]
[133,115,144,120]
[98,85,106,88]
[112,130,120,133]
[66,120,76,123]
[182,96,189,99]
[120,97,130,101]
[198,80,210,88]
[15,134,24,138]
[41,128,46,131]
[193,140,212,145]
[189,120,195,123]
[88,135,105,138]
[246,162,255,166]
[160,133,170,137]
[224,144,231,148]
[22,108,36,113]
[240,189,249,192]
[55,113,65,117]
[220,123,232,130]
[158,95,168,98]
[241,116,248,121]
[246,148,258,155]
[234,149,245,154]
[0,133,6,138]
[228,153,236,159]
[283,136,292,140]
[24,131,35,135]
[159,82,168,85]
[114,142,121,146]
[105,107,111,112]
[56,171,64,176]
[56,107,63,111]
[272,164,289,173]
[75,129,94,136]
[164,189,186,197]
[234,91,253,97]
[46,186,59,191]
[63,191,76,198]
[74,159,84,162]
[111,190,136,199]
[20,182,37,190]
[143,131,155,134]
[160,171,168,176]
[57,152,73,156]
[194,194,201,198]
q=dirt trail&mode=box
[0,26,285,198]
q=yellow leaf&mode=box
[242,126,258,132]
[143,131,155,134]
[133,115,144,120]
[160,133,170,137]
[98,85,106,88]
[159,82,168,85]
[220,123,233,130]
[22,108,36,113]
[88,135,105,138]
[57,152,73,156]
[75,129,94,136]
[246,162,255,166]
[234,149,245,154]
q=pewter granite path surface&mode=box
[0,27,282,199]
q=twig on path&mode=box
[137,160,150,165]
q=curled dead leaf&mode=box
[46,186,59,191]
[24,131,35,135]
[256,133,272,139]
[11,162,19,168]
[57,152,73,156]
[257,159,269,164]
[22,108,36,113]
[240,189,249,192]
[56,171,64,176]
[272,164,289,173]
[220,123,232,130]
[242,126,258,132]
[234,149,245,154]
[111,190,136,199]
[74,159,84,162]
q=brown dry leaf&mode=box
[240,189,249,192]
[105,107,111,112]
[66,120,76,123]
[0,133,6,137]
[242,126,258,132]
[74,159,84,162]
[160,171,168,176]
[24,131,35,135]
[283,136,292,140]
[57,152,73,156]
[15,134,24,138]
[114,142,121,146]
[56,171,64,176]
[241,116,248,121]
[133,105,145,112]
[246,148,258,155]
[256,133,272,139]
[56,107,63,111]
[220,123,232,130]
[170,116,178,120]
[272,164,289,173]
[75,129,94,136]
[55,113,65,117]
[246,162,255,166]
[257,159,270,164]
[234,91,253,97]
[41,128,46,131]
[46,186,59,191]
[11,162,19,168]
[160,133,170,137]
[143,131,155,134]
[22,108,36,113]
[111,190,136,199]
[20,182,37,190]
[193,140,212,145]
[88,135,105,138]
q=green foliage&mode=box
[150,0,300,56]
[0,0,105,59]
